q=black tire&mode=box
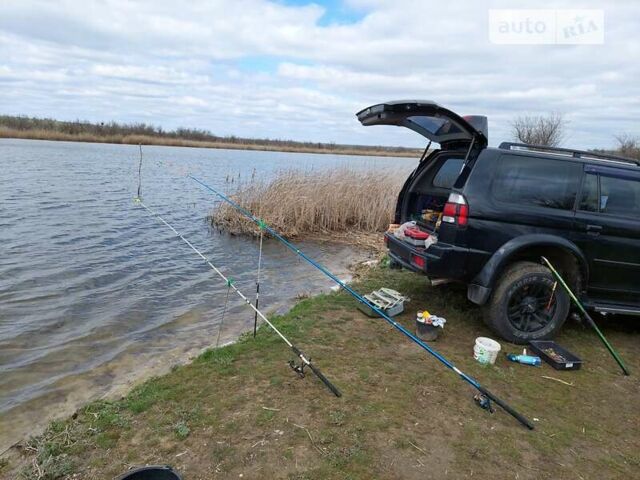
[484,261,570,344]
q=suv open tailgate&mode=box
[356,100,487,148]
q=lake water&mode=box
[0,139,416,452]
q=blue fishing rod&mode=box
[188,174,534,430]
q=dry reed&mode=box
[209,168,406,243]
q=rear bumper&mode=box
[385,233,468,280]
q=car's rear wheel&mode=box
[484,261,570,344]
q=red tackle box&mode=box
[405,227,430,239]
[403,227,430,247]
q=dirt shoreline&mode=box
[0,129,420,158]
[3,265,639,479]
[0,248,374,460]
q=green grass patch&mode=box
[173,421,190,440]
[7,265,640,480]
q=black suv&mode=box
[357,100,640,343]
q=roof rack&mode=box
[498,142,640,167]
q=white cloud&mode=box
[0,0,638,148]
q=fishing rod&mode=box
[135,199,342,397]
[254,227,264,337]
[188,174,535,430]
[136,144,143,199]
[541,256,630,376]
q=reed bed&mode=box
[209,168,406,246]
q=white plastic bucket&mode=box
[474,337,501,365]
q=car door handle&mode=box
[586,224,603,235]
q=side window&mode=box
[579,173,599,212]
[492,155,582,210]
[600,175,640,217]
[432,158,464,188]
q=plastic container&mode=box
[416,313,440,341]
[405,227,430,240]
[403,236,428,247]
[358,288,406,318]
[115,466,182,480]
[506,353,542,366]
[529,340,583,370]
[473,337,501,365]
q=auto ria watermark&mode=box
[489,9,604,45]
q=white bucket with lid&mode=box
[474,337,501,365]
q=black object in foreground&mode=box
[116,465,181,480]
[476,386,535,430]
[529,340,583,371]
[290,346,342,397]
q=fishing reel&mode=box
[288,359,308,378]
[474,394,495,413]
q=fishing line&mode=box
[188,174,534,429]
[136,200,342,397]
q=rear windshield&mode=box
[492,154,581,210]
[432,158,465,188]
[406,116,463,138]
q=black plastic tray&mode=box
[529,341,582,371]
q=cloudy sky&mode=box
[0,0,638,148]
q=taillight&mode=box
[442,202,457,219]
[442,193,469,227]
[411,254,426,269]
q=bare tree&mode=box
[614,133,640,160]
[511,113,566,147]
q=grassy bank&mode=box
[3,264,639,479]
[0,122,420,158]
[209,168,406,248]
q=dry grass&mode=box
[209,168,405,243]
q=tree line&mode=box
[2,113,637,159]
[0,114,418,154]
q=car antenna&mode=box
[189,174,536,430]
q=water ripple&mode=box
[0,138,416,452]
